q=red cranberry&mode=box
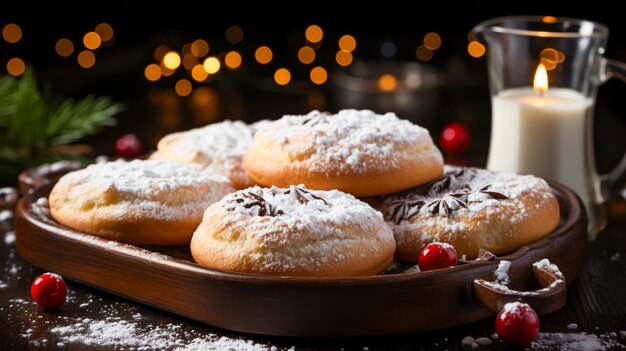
[440,122,471,154]
[115,134,143,159]
[31,272,67,309]
[496,302,540,347]
[418,242,458,271]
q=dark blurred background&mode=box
[1,4,625,185]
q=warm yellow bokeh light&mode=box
[175,79,192,97]
[310,66,327,85]
[423,32,441,50]
[225,51,242,70]
[182,43,192,55]
[163,51,181,69]
[255,46,273,64]
[191,39,209,57]
[378,74,398,92]
[274,68,291,86]
[298,46,316,64]
[55,39,74,57]
[203,56,221,74]
[183,54,199,70]
[338,35,356,52]
[543,16,558,23]
[467,41,486,58]
[6,58,25,76]
[77,50,96,68]
[335,50,353,67]
[144,64,162,81]
[416,45,433,61]
[95,23,114,42]
[305,25,323,43]
[226,25,244,44]
[191,64,209,81]
[83,32,102,50]
[2,23,22,43]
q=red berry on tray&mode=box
[418,242,458,271]
[115,133,143,159]
[440,122,470,154]
[496,302,540,347]
[31,272,67,309]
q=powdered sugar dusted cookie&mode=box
[243,109,444,197]
[49,160,234,245]
[151,120,268,189]
[191,185,396,276]
[377,167,560,261]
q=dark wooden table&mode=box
[1,194,625,350]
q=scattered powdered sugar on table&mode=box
[569,323,579,330]
[610,253,621,262]
[494,260,511,285]
[531,332,625,350]
[264,109,441,174]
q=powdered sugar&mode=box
[381,166,557,252]
[51,159,233,221]
[494,260,511,285]
[531,332,625,350]
[262,109,441,175]
[502,301,529,315]
[533,258,565,280]
[152,120,262,187]
[220,185,385,238]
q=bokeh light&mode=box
[175,79,192,97]
[224,51,242,70]
[6,58,25,76]
[298,46,316,64]
[183,54,199,70]
[378,74,398,92]
[416,45,433,61]
[380,42,396,58]
[83,32,102,50]
[160,62,175,77]
[144,64,162,81]
[543,16,558,23]
[190,39,209,57]
[203,56,221,74]
[226,26,244,44]
[2,23,22,43]
[255,46,273,64]
[154,45,170,62]
[467,41,486,58]
[274,68,291,85]
[305,25,323,43]
[335,50,353,67]
[338,35,357,52]
[55,39,74,57]
[191,64,209,81]
[163,51,181,69]
[77,50,96,68]
[423,32,441,50]
[310,66,327,85]
[95,23,114,42]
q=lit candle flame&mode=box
[534,63,548,96]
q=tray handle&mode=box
[472,263,567,315]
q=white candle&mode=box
[487,87,593,201]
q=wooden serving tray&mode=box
[15,181,587,337]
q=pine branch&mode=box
[0,68,123,156]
